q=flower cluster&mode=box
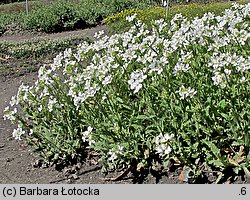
[209,52,250,88]
[177,85,197,100]
[107,145,124,163]
[126,13,137,22]
[82,126,95,146]
[128,69,147,93]
[155,133,174,157]
[3,106,17,122]
[12,124,25,140]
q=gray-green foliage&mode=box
[0,36,92,59]
[0,0,153,34]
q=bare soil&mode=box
[0,25,108,43]
[0,24,249,184]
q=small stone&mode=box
[0,143,5,148]
[66,179,72,183]
[72,166,77,172]
[63,168,70,174]
[76,163,82,169]
[33,159,43,168]
[6,157,14,162]
[71,174,79,180]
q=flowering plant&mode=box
[4,3,250,179]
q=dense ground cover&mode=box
[0,0,154,35]
[104,0,249,33]
[0,35,92,77]
[3,3,250,183]
[2,0,242,79]
[0,35,92,59]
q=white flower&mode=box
[128,70,147,93]
[3,107,17,121]
[4,106,9,113]
[126,14,137,22]
[63,48,72,59]
[10,95,17,106]
[29,129,33,135]
[224,69,231,75]
[212,72,227,88]
[48,98,57,112]
[177,85,197,100]
[156,145,172,156]
[117,145,123,153]
[94,30,105,39]
[102,75,112,86]
[51,52,63,71]
[12,125,25,140]
[155,133,174,157]
[173,62,191,75]
[102,94,107,101]
[240,76,246,83]
[38,105,43,112]
[108,151,118,162]
[163,1,167,7]
[107,145,125,163]
[82,126,95,145]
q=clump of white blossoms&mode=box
[177,85,197,100]
[82,126,95,146]
[107,145,124,163]
[128,69,147,93]
[48,98,57,112]
[126,13,137,22]
[12,124,25,140]
[3,106,17,122]
[94,30,105,39]
[155,133,174,157]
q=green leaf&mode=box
[219,99,226,109]
[208,160,224,167]
[135,115,156,120]
[202,139,221,159]
[215,172,224,184]
[220,113,229,120]
[205,105,210,117]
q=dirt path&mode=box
[0,25,109,43]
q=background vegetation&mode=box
[104,0,249,33]
[0,0,154,35]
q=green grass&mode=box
[104,0,250,33]
[0,35,92,76]
[0,0,49,14]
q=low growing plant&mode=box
[0,0,153,34]
[0,36,92,59]
[104,0,250,33]
[4,3,250,181]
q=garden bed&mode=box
[1,1,250,184]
